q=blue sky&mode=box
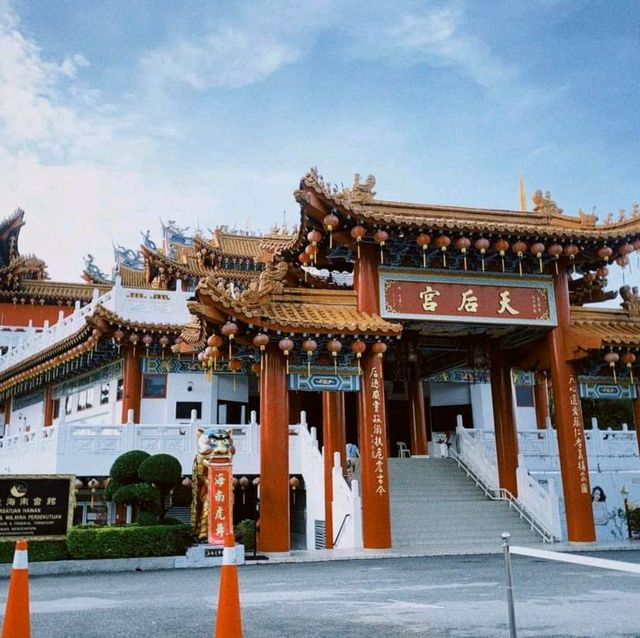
[0,0,638,282]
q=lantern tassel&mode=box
[518,258,523,277]
[463,254,467,271]
[422,248,427,268]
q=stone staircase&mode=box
[389,458,543,551]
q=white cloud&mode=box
[347,4,516,89]
[140,25,299,91]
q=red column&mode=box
[322,391,346,549]
[534,371,550,430]
[490,348,519,496]
[259,344,290,553]
[43,386,54,427]
[547,268,595,542]
[633,392,640,458]
[121,346,142,424]
[358,351,392,548]
[408,366,428,455]
[3,398,10,432]
[354,244,379,314]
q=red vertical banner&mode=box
[207,463,234,546]
[358,352,392,548]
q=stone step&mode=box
[387,456,545,550]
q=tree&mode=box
[104,450,160,517]
[138,454,183,518]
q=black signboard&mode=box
[203,547,223,558]
[0,476,74,539]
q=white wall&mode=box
[470,382,493,430]
[430,382,470,407]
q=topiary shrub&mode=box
[138,454,183,517]
[67,524,193,560]
[109,450,151,485]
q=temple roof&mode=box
[570,306,640,349]
[296,168,640,241]
[194,265,401,336]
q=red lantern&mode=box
[159,335,170,359]
[475,238,490,272]
[619,243,634,256]
[221,321,239,359]
[207,334,223,348]
[436,235,451,268]
[228,358,242,372]
[351,340,367,374]
[416,233,431,268]
[250,361,261,376]
[616,255,629,267]
[323,212,339,249]
[298,252,310,281]
[372,342,387,358]
[142,334,153,357]
[564,244,579,274]
[302,339,318,377]
[596,267,609,278]
[604,351,620,383]
[113,329,125,353]
[494,239,509,272]
[597,246,613,263]
[129,333,139,356]
[512,241,528,276]
[327,339,343,373]
[279,337,294,373]
[307,229,322,246]
[456,237,471,270]
[253,333,269,372]
[530,242,545,273]
[374,230,389,264]
[622,352,636,384]
[548,243,563,274]
[350,225,367,258]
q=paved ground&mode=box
[5,551,640,637]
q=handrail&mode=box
[448,448,557,543]
[333,513,351,547]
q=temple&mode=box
[2,169,640,551]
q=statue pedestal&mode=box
[175,543,245,569]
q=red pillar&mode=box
[490,348,519,496]
[633,392,640,458]
[43,386,54,427]
[121,346,142,424]
[322,391,346,549]
[354,244,379,314]
[534,372,550,430]
[3,398,10,433]
[547,268,595,542]
[259,344,290,553]
[358,351,392,548]
[408,366,428,455]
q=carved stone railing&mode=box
[331,452,362,549]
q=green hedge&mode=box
[0,540,69,563]
[67,524,193,560]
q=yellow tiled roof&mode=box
[571,306,640,348]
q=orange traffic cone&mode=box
[214,533,243,638]
[2,539,30,638]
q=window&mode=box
[176,401,202,420]
[142,374,167,399]
[52,399,60,420]
[100,383,110,405]
[116,379,124,401]
[86,388,94,410]
[65,396,73,415]
[218,400,244,423]
[515,385,534,408]
[77,390,87,411]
